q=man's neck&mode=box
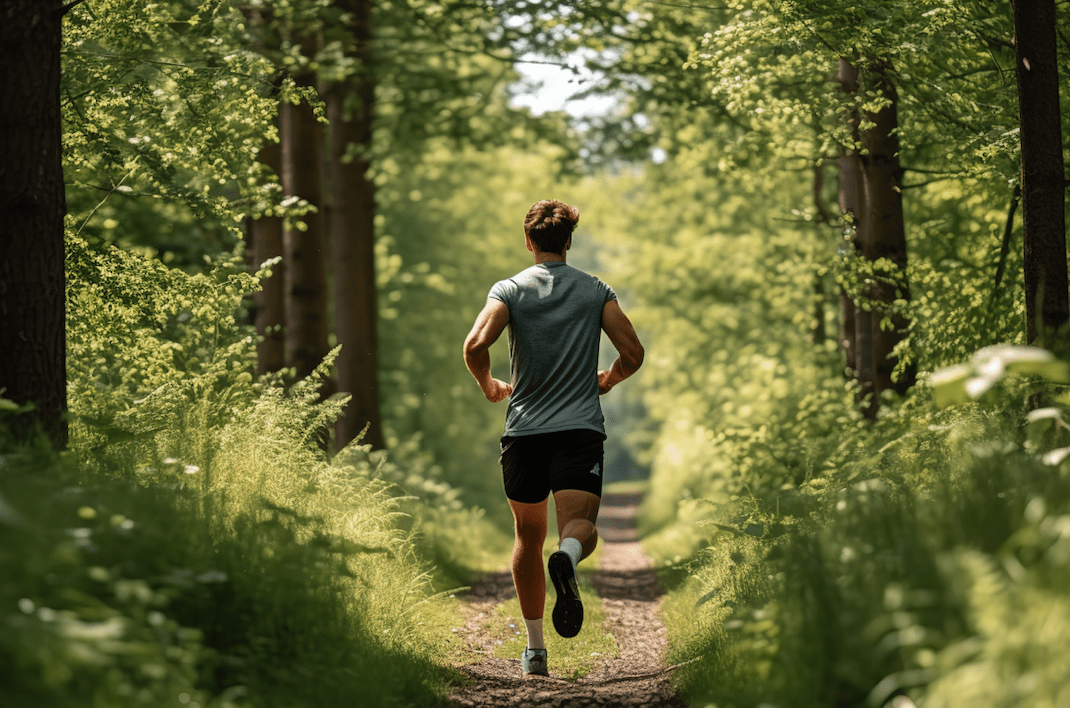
[533,251,566,265]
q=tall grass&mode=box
[656,395,1070,708]
[0,238,504,707]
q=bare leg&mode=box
[508,497,549,639]
[553,489,601,561]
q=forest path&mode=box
[443,491,688,708]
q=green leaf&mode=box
[929,363,972,408]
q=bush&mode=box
[0,236,493,707]
[660,378,1070,708]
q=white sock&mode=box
[559,537,582,568]
[524,617,545,650]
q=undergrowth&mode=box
[595,145,1070,707]
[651,374,1070,708]
[0,236,507,707]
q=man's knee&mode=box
[514,513,548,548]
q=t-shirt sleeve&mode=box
[601,280,618,303]
[488,279,515,305]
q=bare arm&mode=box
[463,298,513,403]
[599,299,644,395]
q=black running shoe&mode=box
[548,551,583,638]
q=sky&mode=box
[508,52,617,117]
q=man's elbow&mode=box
[463,335,485,363]
[623,343,644,372]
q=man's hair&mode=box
[524,200,579,254]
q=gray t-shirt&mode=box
[488,262,617,437]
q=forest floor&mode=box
[443,490,689,708]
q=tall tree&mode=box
[858,62,915,411]
[327,0,384,449]
[0,0,68,447]
[242,7,287,376]
[837,59,865,384]
[250,136,287,375]
[280,54,329,381]
[1011,0,1068,346]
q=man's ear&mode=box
[565,236,572,251]
[525,232,535,253]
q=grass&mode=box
[651,399,1070,708]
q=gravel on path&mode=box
[444,491,688,708]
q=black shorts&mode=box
[499,429,606,504]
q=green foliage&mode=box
[1,228,502,707]
[0,439,453,708]
[607,138,1070,705]
[0,448,214,708]
[594,43,1068,699]
[580,154,857,555]
[66,234,261,467]
[685,0,1029,181]
[62,0,296,266]
[663,394,1070,708]
[929,344,1070,408]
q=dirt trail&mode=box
[445,491,688,708]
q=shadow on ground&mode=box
[443,491,688,708]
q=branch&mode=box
[61,50,272,85]
[969,28,1014,51]
[900,165,970,189]
[72,162,141,236]
[58,0,88,17]
[641,0,727,11]
[900,177,961,190]
[901,166,964,176]
[992,183,1021,293]
[1058,23,1070,54]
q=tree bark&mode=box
[811,165,831,345]
[837,59,864,381]
[242,6,287,376]
[0,1,68,447]
[1011,0,1068,347]
[860,63,914,402]
[281,72,329,381]
[327,0,383,450]
[839,58,915,418]
[250,137,286,375]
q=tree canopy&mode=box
[1,0,1069,705]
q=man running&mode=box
[462,199,644,677]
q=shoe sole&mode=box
[548,551,583,638]
[524,663,548,677]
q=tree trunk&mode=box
[837,59,864,381]
[328,0,383,450]
[1011,0,1068,347]
[281,73,329,381]
[0,1,68,447]
[242,7,287,376]
[860,63,914,402]
[250,137,286,375]
[811,165,831,345]
[839,58,915,419]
